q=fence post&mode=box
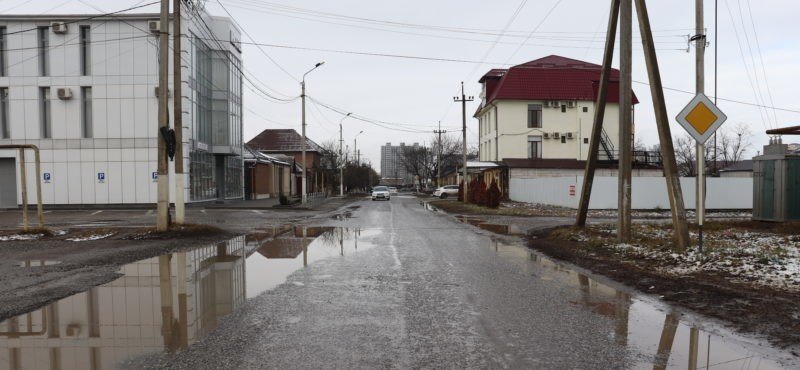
[19,148,28,231]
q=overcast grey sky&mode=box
[9,0,800,171]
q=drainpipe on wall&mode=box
[494,104,499,161]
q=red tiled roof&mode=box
[246,129,323,153]
[478,55,638,113]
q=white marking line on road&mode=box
[146,210,154,215]
[251,210,263,214]
[43,211,52,214]
[90,210,103,216]
[201,209,207,214]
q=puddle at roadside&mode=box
[0,226,375,370]
[17,260,62,267]
[488,238,796,369]
[454,215,523,235]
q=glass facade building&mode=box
[190,35,243,201]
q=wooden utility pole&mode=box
[618,0,633,242]
[434,121,447,187]
[695,0,707,247]
[576,0,690,249]
[635,0,691,249]
[156,0,170,231]
[173,0,184,224]
[576,0,620,226]
[454,82,473,202]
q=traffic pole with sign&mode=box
[675,92,727,252]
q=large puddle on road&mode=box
[489,238,796,369]
[0,226,374,370]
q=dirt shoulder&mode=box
[529,222,800,351]
[0,197,360,321]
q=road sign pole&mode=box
[695,0,706,252]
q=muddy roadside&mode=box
[421,199,800,354]
[529,224,800,353]
[0,197,362,321]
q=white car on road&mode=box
[371,186,391,201]
[433,185,459,199]
[388,187,399,195]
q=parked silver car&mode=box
[433,185,459,199]
[372,186,391,201]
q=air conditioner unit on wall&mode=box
[544,100,552,108]
[148,20,160,34]
[551,100,560,108]
[51,22,67,34]
[57,88,73,100]
[552,132,560,139]
[566,132,574,140]
[543,132,550,139]
[567,101,576,108]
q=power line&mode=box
[3,1,160,36]
[504,0,564,64]
[743,0,779,127]
[214,0,299,84]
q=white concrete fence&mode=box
[509,176,753,210]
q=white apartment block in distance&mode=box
[0,5,243,207]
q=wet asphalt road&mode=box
[138,196,648,369]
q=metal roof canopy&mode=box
[766,125,800,135]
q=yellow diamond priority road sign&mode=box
[675,93,727,144]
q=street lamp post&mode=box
[354,131,364,166]
[353,130,364,191]
[339,113,351,197]
[301,61,324,204]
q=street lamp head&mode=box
[346,112,352,117]
[315,61,325,68]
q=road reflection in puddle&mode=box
[0,226,372,370]
[489,239,794,370]
[245,226,377,297]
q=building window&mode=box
[79,26,91,75]
[40,87,51,138]
[81,87,92,138]
[527,104,542,128]
[37,27,49,76]
[0,88,8,138]
[582,106,588,113]
[527,136,542,159]
[561,135,566,144]
[561,104,567,113]
[0,27,6,76]
[584,138,589,144]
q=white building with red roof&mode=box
[475,55,638,163]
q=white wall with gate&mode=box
[509,176,753,209]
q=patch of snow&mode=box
[65,233,114,242]
[0,234,43,241]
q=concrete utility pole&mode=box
[301,62,324,204]
[434,121,447,187]
[173,0,184,224]
[339,113,350,197]
[618,0,633,242]
[354,131,363,166]
[454,82,473,202]
[695,0,707,247]
[156,0,170,231]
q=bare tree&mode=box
[714,122,753,170]
[674,134,697,176]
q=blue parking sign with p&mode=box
[97,172,105,182]
[43,173,51,182]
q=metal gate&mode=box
[0,158,17,208]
